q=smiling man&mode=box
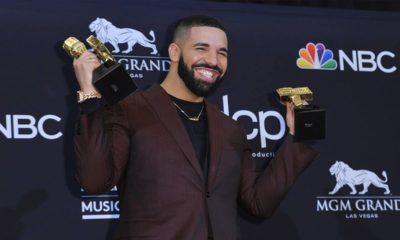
[73,15,317,240]
[161,20,227,103]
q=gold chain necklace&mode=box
[173,102,204,121]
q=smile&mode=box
[194,67,220,82]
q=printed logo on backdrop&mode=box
[81,186,120,220]
[316,161,400,219]
[296,42,397,73]
[0,114,62,140]
[89,17,170,80]
[297,43,337,70]
[220,95,284,159]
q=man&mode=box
[73,15,317,240]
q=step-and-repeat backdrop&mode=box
[1,0,399,239]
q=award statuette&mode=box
[277,87,325,141]
[63,35,137,105]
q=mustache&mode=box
[192,63,223,74]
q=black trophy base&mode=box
[294,105,325,141]
[92,63,137,105]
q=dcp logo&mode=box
[222,95,286,149]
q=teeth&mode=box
[197,69,213,79]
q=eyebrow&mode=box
[193,42,228,53]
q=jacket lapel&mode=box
[204,100,224,190]
[142,85,205,183]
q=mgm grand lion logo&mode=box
[329,161,391,195]
[89,17,158,55]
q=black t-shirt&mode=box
[169,95,209,179]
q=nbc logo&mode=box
[296,43,337,70]
[296,42,397,73]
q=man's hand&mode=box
[286,102,295,135]
[73,51,101,93]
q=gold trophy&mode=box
[63,35,137,105]
[277,87,325,141]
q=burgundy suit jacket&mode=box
[74,85,317,240]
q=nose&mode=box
[205,51,218,67]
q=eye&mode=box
[195,47,206,51]
[219,51,228,57]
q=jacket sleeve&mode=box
[239,133,318,218]
[74,98,131,194]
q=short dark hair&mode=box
[173,15,226,42]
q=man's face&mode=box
[177,26,228,97]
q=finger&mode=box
[286,102,294,112]
[78,51,98,61]
[73,52,100,68]
[93,60,101,68]
[87,56,100,64]
[85,55,99,63]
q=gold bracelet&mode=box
[77,90,102,103]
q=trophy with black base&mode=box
[63,35,137,105]
[277,87,325,141]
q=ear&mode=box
[168,43,180,63]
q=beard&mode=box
[177,55,225,97]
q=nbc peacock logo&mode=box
[297,42,337,70]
